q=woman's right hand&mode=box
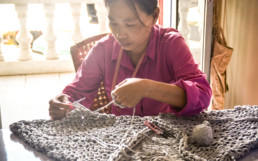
[49,94,72,120]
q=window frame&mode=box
[163,0,213,82]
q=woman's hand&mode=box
[111,78,187,109]
[49,94,72,120]
[111,78,146,108]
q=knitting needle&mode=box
[95,100,114,112]
[68,97,86,109]
[95,97,128,113]
[68,97,124,112]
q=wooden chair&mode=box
[70,33,111,113]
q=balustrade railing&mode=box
[178,0,191,45]
[0,0,108,63]
[0,0,205,75]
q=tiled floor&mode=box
[0,72,76,129]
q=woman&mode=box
[49,0,212,120]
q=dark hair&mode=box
[104,0,158,24]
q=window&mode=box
[163,0,213,80]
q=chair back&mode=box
[70,33,108,71]
[70,33,111,113]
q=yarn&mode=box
[9,105,258,161]
[190,121,214,146]
[111,94,127,109]
[95,98,126,113]
[76,99,137,161]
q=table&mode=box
[0,129,53,161]
[0,129,257,161]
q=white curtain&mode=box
[223,0,258,108]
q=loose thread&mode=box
[108,106,136,161]
[95,100,114,113]
[73,99,139,160]
[95,97,128,113]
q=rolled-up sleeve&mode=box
[167,36,212,116]
[62,43,105,108]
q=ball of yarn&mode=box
[191,121,213,146]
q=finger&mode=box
[49,110,65,120]
[51,99,71,110]
[111,90,118,100]
[111,87,123,99]
[127,104,134,108]
[120,102,127,108]
[50,109,66,116]
[113,97,127,108]
[56,94,70,103]
[116,79,128,88]
[112,97,121,106]
[113,97,120,106]
[120,96,137,108]
[50,105,69,118]
[50,113,65,120]
[49,104,69,112]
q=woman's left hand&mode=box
[111,78,147,108]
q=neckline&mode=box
[111,48,146,91]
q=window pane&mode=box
[177,0,205,71]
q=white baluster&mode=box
[178,0,191,44]
[44,3,58,59]
[95,0,108,34]
[70,3,83,43]
[0,34,4,61]
[15,4,33,61]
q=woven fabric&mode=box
[10,105,258,161]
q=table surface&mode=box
[0,129,258,161]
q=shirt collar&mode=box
[146,25,157,61]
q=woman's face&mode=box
[107,0,155,55]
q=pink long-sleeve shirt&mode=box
[63,25,212,117]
